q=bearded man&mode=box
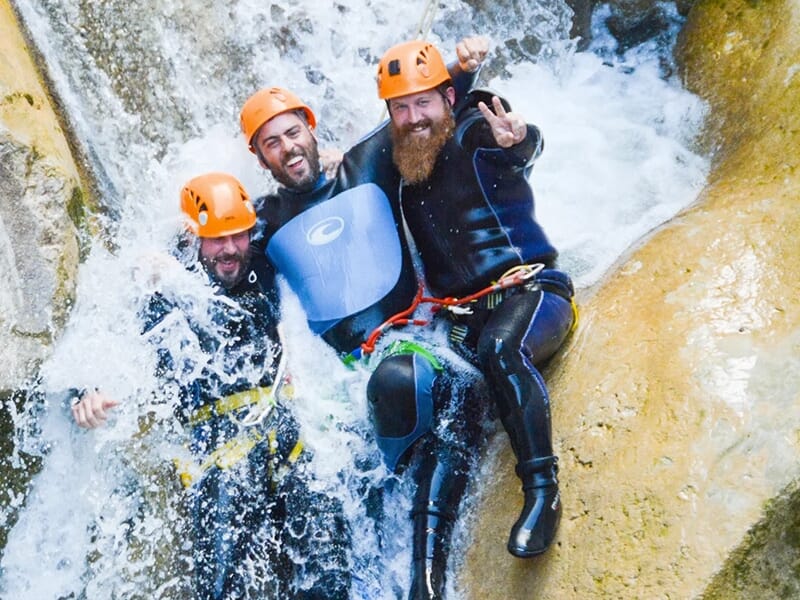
[377,39,578,579]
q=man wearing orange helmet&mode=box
[71,173,351,599]
[239,37,491,600]
[376,37,577,589]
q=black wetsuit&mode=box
[258,120,491,599]
[399,90,576,562]
[143,252,350,599]
[256,67,489,600]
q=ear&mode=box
[445,86,456,107]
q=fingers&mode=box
[478,98,527,148]
[477,100,496,124]
[456,35,490,72]
[491,95,507,118]
[319,148,343,179]
[72,389,120,429]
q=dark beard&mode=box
[390,110,455,185]
[202,246,252,290]
[274,138,321,193]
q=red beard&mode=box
[390,110,455,185]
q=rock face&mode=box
[460,1,800,598]
[0,0,88,393]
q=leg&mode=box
[279,468,352,599]
[477,288,574,557]
[407,368,485,600]
[368,346,487,598]
[191,464,276,599]
[407,436,472,600]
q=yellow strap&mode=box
[570,298,580,333]
[287,440,304,463]
[188,385,274,426]
[212,434,262,470]
[176,429,265,488]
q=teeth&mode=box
[286,155,303,167]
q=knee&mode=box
[476,330,516,372]
[367,353,437,471]
[367,353,421,408]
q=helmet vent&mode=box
[389,59,401,76]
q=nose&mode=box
[407,105,423,124]
[281,135,299,155]
[220,235,238,252]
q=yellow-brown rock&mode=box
[460,1,800,598]
[0,0,88,391]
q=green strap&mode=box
[384,339,444,372]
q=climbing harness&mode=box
[175,337,300,488]
[358,263,546,357]
[174,426,304,489]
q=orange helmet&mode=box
[180,172,256,238]
[240,87,317,152]
[376,40,451,100]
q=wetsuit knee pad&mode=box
[367,352,437,471]
[475,290,541,370]
[536,268,574,299]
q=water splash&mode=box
[4,0,708,597]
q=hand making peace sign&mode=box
[477,95,528,148]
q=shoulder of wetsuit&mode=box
[138,291,176,335]
[247,253,281,311]
[454,88,513,119]
[336,122,397,193]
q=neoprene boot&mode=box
[407,442,469,600]
[507,455,560,557]
[409,511,451,600]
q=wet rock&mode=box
[0,0,88,393]
[460,0,800,598]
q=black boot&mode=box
[475,326,562,559]
[507,456,560,558]
[409,511,450,600]
[407,442,470,600]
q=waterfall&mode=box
[2,0,709,598]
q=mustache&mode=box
[397,118,433,136]
[282,147,305,163]
[210,247,249,264]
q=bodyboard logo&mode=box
[306,216,345,245]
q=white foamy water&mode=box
[2,1,708,598]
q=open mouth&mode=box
[285,154,305,171]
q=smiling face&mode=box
[199,230,251,289]
[388,86,456,184]
[252,111,321,192]
[387,87,454,138]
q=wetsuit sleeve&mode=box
[137,292,180,382]
[446,60,481,103]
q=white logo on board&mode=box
[307,217,345,245]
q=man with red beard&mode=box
[377,38,577,572]
[239,37,496,600]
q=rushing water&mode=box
[2,1,708,598]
